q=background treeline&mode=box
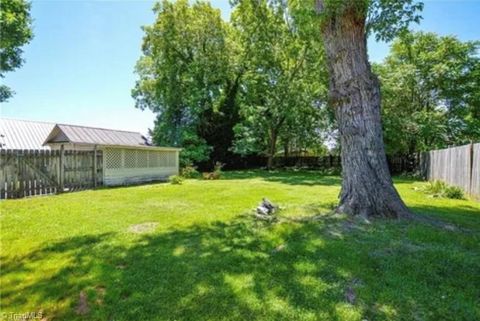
[132,0,479,169]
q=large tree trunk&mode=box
[317,2,412,219]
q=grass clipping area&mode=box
[1,170,479,321]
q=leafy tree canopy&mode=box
[132,0,238,165]
[134,0,330,167]
[230,0,329,166]
[375,31,480,154]
[0,0,33,102]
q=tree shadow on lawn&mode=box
[222,170,342,186]
[221,170,417,187]
[2,215,479,321]
[411,204,480,230]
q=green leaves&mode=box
[313,0,423,42]
[134,0,330,164]
[377,31,480,154]
[133,0,235,165]
[0,0,33,102]
[367,0,424,42]
[231,0,328,158]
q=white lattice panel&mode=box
[124,150,137,168]
[167,152,175,167]
[137,150,149,168]
[105,149,123,169]
[105,148,176,170]
[159,152,168,167]
[149,151,160,167]
[103,148,178,186]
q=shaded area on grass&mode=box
[2,215,479,321]
[221,170,342,186]
[2,170,479,321]
[411,204,480,230]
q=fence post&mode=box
[93,145,97,188]
[15,150,20,198]
[469,142,474,196]
[59,145,65,192]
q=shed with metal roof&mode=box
[42,123,180,186]
[1,118,180,186]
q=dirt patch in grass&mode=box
[76,291,89,315]
[128,222,159,234]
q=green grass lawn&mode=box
[1,170,479,321]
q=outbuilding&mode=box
[43,124,180,186]
[1,118,180,187]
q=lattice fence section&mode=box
[137,150,149,168]
[105,148,177,169]
[124,149,137,168]
[149,151,160,167]
[159,152,168,167]
[105,148,123,169]
[166,152,176,167]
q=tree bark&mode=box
[316,1,412,219]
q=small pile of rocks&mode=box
[255,198,278,221]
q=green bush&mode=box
[181,165,200,178]
[443,186,465,199]
[423,180,447,195]
[169,175,184,185]
[422,180,464,199]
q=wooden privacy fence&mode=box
[420,143,480,198]
[1,149,103,199]
[471,144,480,198]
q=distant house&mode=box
[0,118,180,186]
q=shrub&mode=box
[169,175,184,185]
[443,186,465,199]
[423,180,447,195]
[181,165,199,178]
[422,180,464,199]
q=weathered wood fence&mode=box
[1,149,103,199]
[420,143,480,199]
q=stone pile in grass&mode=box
[255,198,278,222]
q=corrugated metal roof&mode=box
[45,124,151,147]
[0,118,55,150]
[0,118,179,150]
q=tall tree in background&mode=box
[314,0,423,218]
[231,0,328,168]
[134,0,331,168]
[0,0,33,102]
[375,32,480,155]
[132,0,240,166]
